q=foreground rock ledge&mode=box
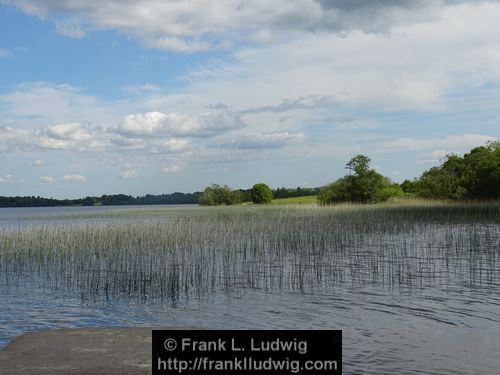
[0,327,190,375]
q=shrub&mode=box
[318,155,401,204]
[251,183,273,204]
[199,184,242,206]
[318,179,349,204]
[373,183,405,202]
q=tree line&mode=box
[0,186,317,207]
[0,192,202,207]
[318,141,499,204]
[400,141,500,200]
[197,183,318,206]
[1,142,497,207]
[199,141,499,206]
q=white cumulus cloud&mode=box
[162,165,182,173]
[63,174,86,182]
[120,169,138,179]
[40,176,55,183]
[0,174,14,183]
[118,111,245,138]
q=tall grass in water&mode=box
[0,203,499,301]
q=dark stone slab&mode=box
[0,327,192,375]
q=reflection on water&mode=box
[1,281,499,374]
[0,205,500,374]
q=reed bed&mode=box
[0,203,499,301]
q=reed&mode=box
[0,203,499,302]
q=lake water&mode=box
[1,205,499,374]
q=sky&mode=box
[0,0,499,198]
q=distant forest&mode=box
[0,187,319,208]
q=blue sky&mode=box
[0,0,499,198]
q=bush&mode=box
[251,183,273,204]
[318,179,349,204]
[318,155,401,204]
[199,184,242,206]
[413,142,500,200]
[400,179,417,195]
[373,183,405,202]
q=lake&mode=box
[1,203,499,374]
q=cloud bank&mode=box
[3,0,495,52]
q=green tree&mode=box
[251,183,273,204]
[199,184,242,206]
[345,154,371,175]
[319,155,399,204]
[400,179,417,195]
[415,164,467,199]
[413,141,500,200]
[463,142,500,199]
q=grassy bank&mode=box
[271,195,318,205]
